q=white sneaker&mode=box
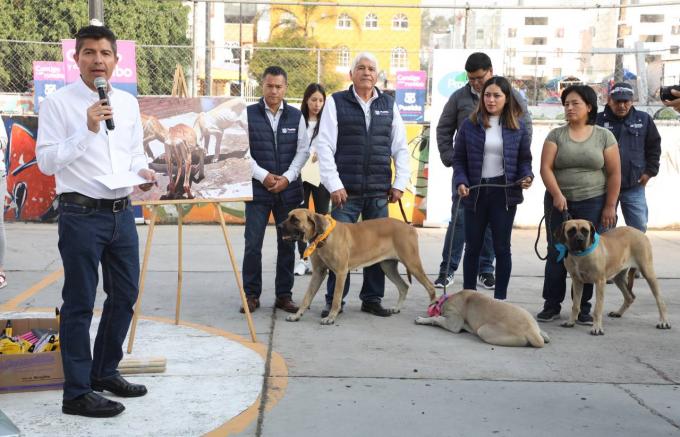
[294,259,309,276]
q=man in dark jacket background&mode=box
[241,66,309,314]
[596,82,661,233]
[435,52,533,291]
[315,52,411,318]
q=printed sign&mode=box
[32,61,65,113]
[395,71,426,123]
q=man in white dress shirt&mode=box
[36,25,155,418]
[315,52,410,318]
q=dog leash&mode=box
[533,208,572,261]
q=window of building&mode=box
[365,13,378,29]
[392,14,408,30]
[640,14,664,23]
[671,45,679,54]
[555,28,565,38]
[525,17,548,25]
[338,46,350,68]
[673,25,680,35]
[640,34,663,42]
[645,54,661,63]
[508,28,517,37]
[224,3,257,23]
[556,48,563,57]
[476,29,484,39]
[507,48,517,57]
[337,13,352,29]
[391,47,408,69]
[553,68,562,77]
[523,57,546,65]
[524,37,547,45]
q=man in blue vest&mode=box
[315,52,411,318]
[241,66,310,314]
[596,82,661,233]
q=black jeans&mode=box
[542,191,607,314]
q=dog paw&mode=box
[285,314,301,322]
[390,307,401,314]
[560,321,575,328]
[320,317,335,325]
[590,327,605,336]
[656,321,671,329]
[608,311,622,318]
[415,316,427,325]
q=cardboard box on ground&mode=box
[0,318,63,393]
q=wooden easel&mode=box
[127,68,256,353]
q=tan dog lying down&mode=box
[416,290,550,347]
[278,209,437,325]
[556,219,671,335]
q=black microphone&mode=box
[93,76,115,131]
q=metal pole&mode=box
[634,41,648,104]
[89,0,104,22]
[534,51,539,105]
[317,48,321,83]
[239,2,243,96]
[205,1,212,96]
[614,0,628,83]
[463,6,469,49]
[191,1,198,97]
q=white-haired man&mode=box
[315,52,410,318]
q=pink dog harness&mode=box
[427,294,451,317]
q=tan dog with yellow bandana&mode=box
[278,208,437,324]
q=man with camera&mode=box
[662,87,680,113]
[596,82,660,233]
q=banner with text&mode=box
[395,71,426,123]
[32,61,65,113]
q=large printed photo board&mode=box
[132,96,252,204]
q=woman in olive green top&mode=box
[537,85,621,324]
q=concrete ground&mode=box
[1,221,679,436]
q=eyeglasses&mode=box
[467,75,487,83]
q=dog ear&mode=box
[553,222,567,245]
[312,213,326,236]
[589,221,596,246]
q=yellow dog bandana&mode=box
[303,216,336,258]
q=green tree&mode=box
[0,0,190,95]
[249,34,344,99]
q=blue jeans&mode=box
[243,201,296,298]
[462,180,516,300]
[542,192,607,314]
[325,196,388,305]
[439,196,495,275]
[618,184,647,232]
[58,202,139,400]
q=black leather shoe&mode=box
[360,301,393,317]
[62,392,125,418]
[91,374,148,398]
[321,303,344,318]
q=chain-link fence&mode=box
[0,0,678,117]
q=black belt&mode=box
[59,192,130,213]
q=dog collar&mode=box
[555,232,600,262]
[303,216,336,258]
[427,293,450,317]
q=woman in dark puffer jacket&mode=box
[452,76,533,300]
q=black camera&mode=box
[660,85,680,101]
